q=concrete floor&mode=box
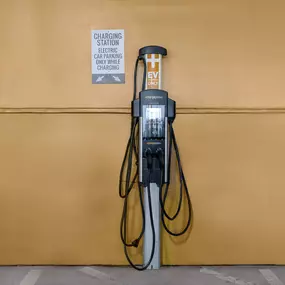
[1,265,285,285]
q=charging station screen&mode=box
[143,105,165,139]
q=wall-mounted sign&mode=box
[91,29,125,84]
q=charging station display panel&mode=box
[143,105,165,139]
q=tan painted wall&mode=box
[1,0,285,108]
[0,0,285,265]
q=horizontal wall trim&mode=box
[1,107,285,114]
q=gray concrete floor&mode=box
[1,265,285,285]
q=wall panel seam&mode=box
[1,107,285,114]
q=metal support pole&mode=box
[143,183,160,269]
[143,53,163,270]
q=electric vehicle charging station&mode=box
[119,46,192,271]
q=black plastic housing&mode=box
[139,46,167,57]
[132,89,175,121]
[132,89,176,186]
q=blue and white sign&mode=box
[91,29,125,84]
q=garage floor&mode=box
[1,265,285,285]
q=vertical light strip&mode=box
[139,117,143,182]
[158,54,162,89]
[144,54,148,90]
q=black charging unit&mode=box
[119,46,192,271]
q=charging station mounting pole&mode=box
[119,46,191,271]
[141,48,165,270]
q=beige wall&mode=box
[0,0,285,265]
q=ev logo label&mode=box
[148,71,159,86]
[146,54,160,89]
[148,71,159,79]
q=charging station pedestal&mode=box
[140,47,165,270]
[119,46,190,271]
